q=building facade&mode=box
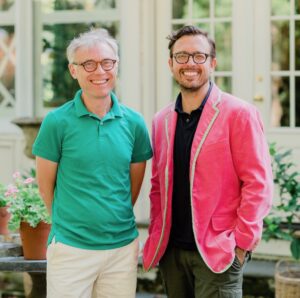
[1,0,300,220]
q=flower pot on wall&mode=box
[0,206,10,235]
[19,221,51,260]
[275,260,300,298]
[11,117,43,160]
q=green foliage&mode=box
[263,143,300,260]
[43,23,86,107]
[4,171,51,231]
[0,183,7,207]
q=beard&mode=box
[175,77,209,93]
[173,67,211,93]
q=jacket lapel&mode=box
[190,85,222,168]
[163,105,177,203]
[165,105,177,165]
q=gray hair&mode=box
[66,28,119,63]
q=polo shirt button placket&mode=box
[98,121,104,137]
[97,121,104,136]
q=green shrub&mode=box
[263,143,300,260]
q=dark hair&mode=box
[167,25,216,58]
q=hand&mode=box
[235,246,247,266]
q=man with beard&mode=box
[142,25,273,298]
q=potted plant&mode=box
[0,183,10,235]
[263,143,300,298]
[4,171,51,259]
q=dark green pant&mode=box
[159,246,249,298]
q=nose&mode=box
[186,55,196,65]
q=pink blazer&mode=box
[143,84,273,273]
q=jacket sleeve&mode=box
[231,106,273,251]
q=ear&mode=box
[168,57,173,71]
[210,57,217,70]
[68,64,77,79]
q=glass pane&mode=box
[42,0,116,13]
[0,26,15,108]
[296,21,300,70]
[194,22,210,34]
[296,0,300,14]
[271,0,290,16]
[0,0,14,11]
[215,0,232,17]
[193,0,210,18]
[271,21,289,71]
[271,76,290,127]
[214,76,231,93]
[172,23,187,32]
[172,0,188,19]
[42,22,119,107]
[172,23,210,34]
[296,77,300,127]
[215,22,232,71]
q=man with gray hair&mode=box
[33,28,152,297]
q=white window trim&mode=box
[15,0,34,118]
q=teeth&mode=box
[91,80,107,84]
[183,71,198,76]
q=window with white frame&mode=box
[0,0,15,117]
[171,0,232,98]
[34,0,120,116]
[270,0,300,128]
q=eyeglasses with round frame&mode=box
[73,59,117,72]
[172,52,213,64]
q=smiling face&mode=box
[68,42,118,102]
[169,35,217,93]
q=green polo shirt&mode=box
[32,90,152,250]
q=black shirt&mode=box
[169,82,213,250]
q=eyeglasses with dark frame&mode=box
[73,59,117,72]
[172,52,213,64]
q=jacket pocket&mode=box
[212,216,236,231]
[212,216,236,253]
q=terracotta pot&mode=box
[0,206,10,235]
[20,221,51,260]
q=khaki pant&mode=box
[46,238,139,298]
[159,246,250,298]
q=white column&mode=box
[133,0,156,222]
[15,0,34,117]
[253,0,271,127]
[155,0,172,111]
[232,0,254,102]
[119,0,141,111]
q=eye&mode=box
[194,53,206,62]
[176,53,188,59]
[101,59,113,66]
[84,61,96,68]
